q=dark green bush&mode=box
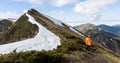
[0,51,66,63]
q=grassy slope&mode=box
[0,23,120,63]
[0,9,120,63]
[75,24,120,54]
[0,35,120,63]
[28,9,120,63]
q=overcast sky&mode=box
[0,0,120,26]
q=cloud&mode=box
[13,0,78,7]
[50,10,65,20]
[0,11,21,19]
[73,0,117,21]
[58,10,64,15]
[13,0,44,5]
[50,10,64,16]
[51,0,78,7]
[28,0,44,5]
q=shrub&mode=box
[0,50,66,63]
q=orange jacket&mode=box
[85,37,92,46]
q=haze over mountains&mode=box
[0,9,120,63]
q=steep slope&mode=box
[0,13,61,54]
[0,9,84,54]
[0,9,120,63]
[75,23,120,54]
[27,9,84,40]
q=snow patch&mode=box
[98,27,102,31]
[7,18,17,22]
[0,13,61,54]
[102,41,107,47]
[45,15,63,26]
[69,26,85,37]
[45,15,85,37]
[106,39,109,41]
[97,37,99,39]
[110,39,113,41]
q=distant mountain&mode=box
[75,23,120,54]
[98,24,120,34]
[0,9,120,63]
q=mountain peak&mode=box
[76,23,96,28]
[75,23,97,34]
[0,8,85,54]
[75,23,120,54]
[0,9,120,63]
[28,8,37,12]
[27,8,40,15]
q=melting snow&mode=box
[0,13,61,54]
[102,41,107,47]
[45,15,63,26]
[69,26,85,37]
[110,39,113,41]
[7,18,17,22]
[97,37,99,39]
[45,15,85,37]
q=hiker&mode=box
[85,36,92,51]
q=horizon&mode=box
[0,0,120,26]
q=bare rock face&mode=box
[0,19,13,43]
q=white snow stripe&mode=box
[45,15,63,26]
[44,15,85,37]
[0,13,61,54]
[69,26,85,37]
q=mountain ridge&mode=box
[75,23,120,54]
[0,9,85,54]
[98,24,120,35]
[0,9,120,63]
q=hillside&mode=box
[0,8,84,54]
[75,23,120,54]
[1,14,39,44]
[0,19,13,44]
[98,24,120,35]
[98,24,120,40]
[0,9,120,63]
